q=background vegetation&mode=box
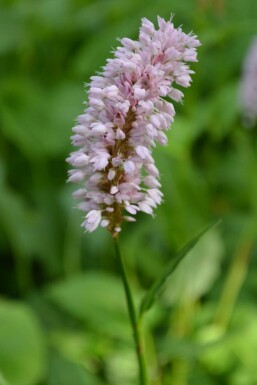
[0,0,257,384]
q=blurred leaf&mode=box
[72,17,140,78]
[158,334,222,361]
[166,82,239,160]
[0,79,83,159]
[208,82,239,139]
[46,272,132,337]
[198,304,257,384]
[0,371,9,385]
[122,220,167,280]
[139,221,221,316]
[48,352,103,385]
[0,300,46,385]
[0,181,41,261]
[163,228,224,303]
[0,11,25,54]
[49,329,104,363]
[165,115,205,159]
[106,349,137,385]
[0,158,5,187]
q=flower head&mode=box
[240,36,257,128]
[67,16,200,237]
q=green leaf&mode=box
[0,79,83,159]
[0,300,46,385]
[0,371,9,385]
[198,304,257,384]
[48,352,103,385]
[139,220,221,316]
[46,272,132,337]
[163,228,224,304]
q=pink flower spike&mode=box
[67,16,200,237]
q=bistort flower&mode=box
[240,36,257,128]
[67,16,200,237]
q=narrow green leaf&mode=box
[139,220,221,317]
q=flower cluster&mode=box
[67,16,200,237]
[240,36,257,128]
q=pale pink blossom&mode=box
[67,16,200,236]
[82,210,102,232]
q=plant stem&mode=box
[170,301,195,385]
[214,237,253,330]
[114,239,147,385]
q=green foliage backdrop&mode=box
[0,1,257,384]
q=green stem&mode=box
[214,238,253,330]
[114,239,147,385]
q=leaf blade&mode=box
[139,220,221,317]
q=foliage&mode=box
[140,222,221,316]
[0,300,46,385]
[0,0,257,384]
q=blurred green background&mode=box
[0,0,257,384]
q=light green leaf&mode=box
[198,304,257,384]
[0,300,46,385]
[163,228,224,304]
[106,349,137,385]
[139,221,221,316]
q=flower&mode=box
[240,36,257,128]
[67,16,200,237]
